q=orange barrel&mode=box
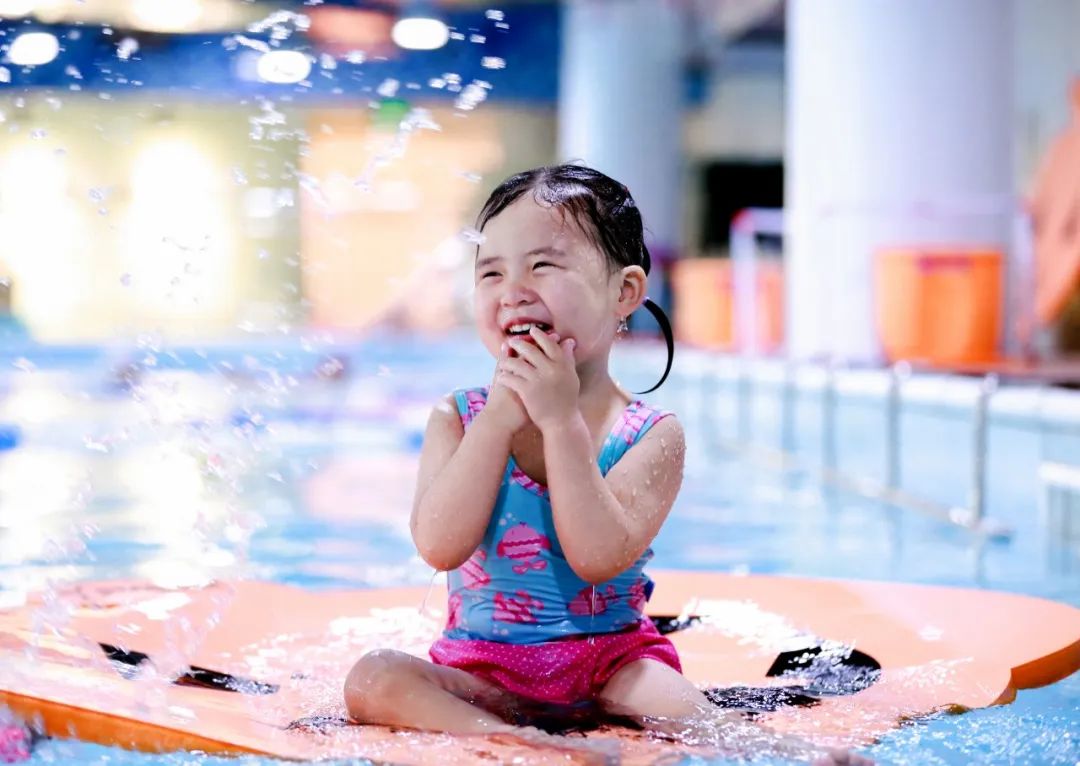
[875,247,1003,365]
[671,258,734,348]
[671,258,784,351]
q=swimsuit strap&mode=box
[453,387,490,429]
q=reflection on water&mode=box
[1,336,1078,765]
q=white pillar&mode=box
[786,0,1015,362]
[559,0,684,308]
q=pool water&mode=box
[2,333,1078,765]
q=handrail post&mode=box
[969,373,999,526]
[822,360,837,480]
[737,359,752,445]
[781,359,797,457]
[886,362,910,489]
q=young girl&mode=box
[344,165,869,766]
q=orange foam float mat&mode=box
[1,571,1078,764]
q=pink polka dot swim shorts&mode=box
[429,618,681,706]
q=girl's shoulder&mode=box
[598,398,679,473]
[616,398,676,443]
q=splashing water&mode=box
[454,80,492,112]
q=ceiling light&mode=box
[391,16,448,51]
[8,32,59,66]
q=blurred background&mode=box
[2,3,1080,763]
[0,0,1075,364]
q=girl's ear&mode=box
[616,265,648,316]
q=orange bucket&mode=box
[671,258,783,352]
[875,247,1002,365]
[671,258,734,347]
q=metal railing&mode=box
[688,357,1013,540]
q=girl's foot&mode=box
[483,724,619,766]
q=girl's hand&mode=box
[484,343,530,435]
[500,326,579,432]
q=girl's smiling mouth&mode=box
[504,321,553,337]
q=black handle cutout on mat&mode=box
[99,642,279,695]
[649,614,701,634]
[765,644,881,697]
[647,617,882,713]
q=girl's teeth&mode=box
[508,322,548,334]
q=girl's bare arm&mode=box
[409,395,516,571]
[543,414,685,584]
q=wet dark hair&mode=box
[476,164,674,394]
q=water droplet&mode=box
[257,249,270,260]
[117,37,138,60]
[83,435,111,453]
[30,128,46,139]
[120,273,132,286]
[469,33,486,44]
[454,80,491,111]
[248,9,310,35]
[481,57,505,70]
[275,187,296,208]
[319,53,336,70]
[485,9,505,21]
[449,31,465,40]
[377,78,400,98]
[0,68,9,84]
[231,35,271,54]
[459,227,486,245]
[232,167,248,185]
[345,50,365,64]
[13,357,35,372]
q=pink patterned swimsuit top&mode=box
[445,387,672,644]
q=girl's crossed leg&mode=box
[344,649,521,735]
[343,650,622,763]
[597,659,874,766]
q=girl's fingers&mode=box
[496,371,525,395]
[498,356,533,379]
[527,326,561,358]
[507,337,545,367]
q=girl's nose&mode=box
[499,276,536,307]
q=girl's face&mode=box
[474,195,637,365]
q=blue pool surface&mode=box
[1,332,1078,765]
